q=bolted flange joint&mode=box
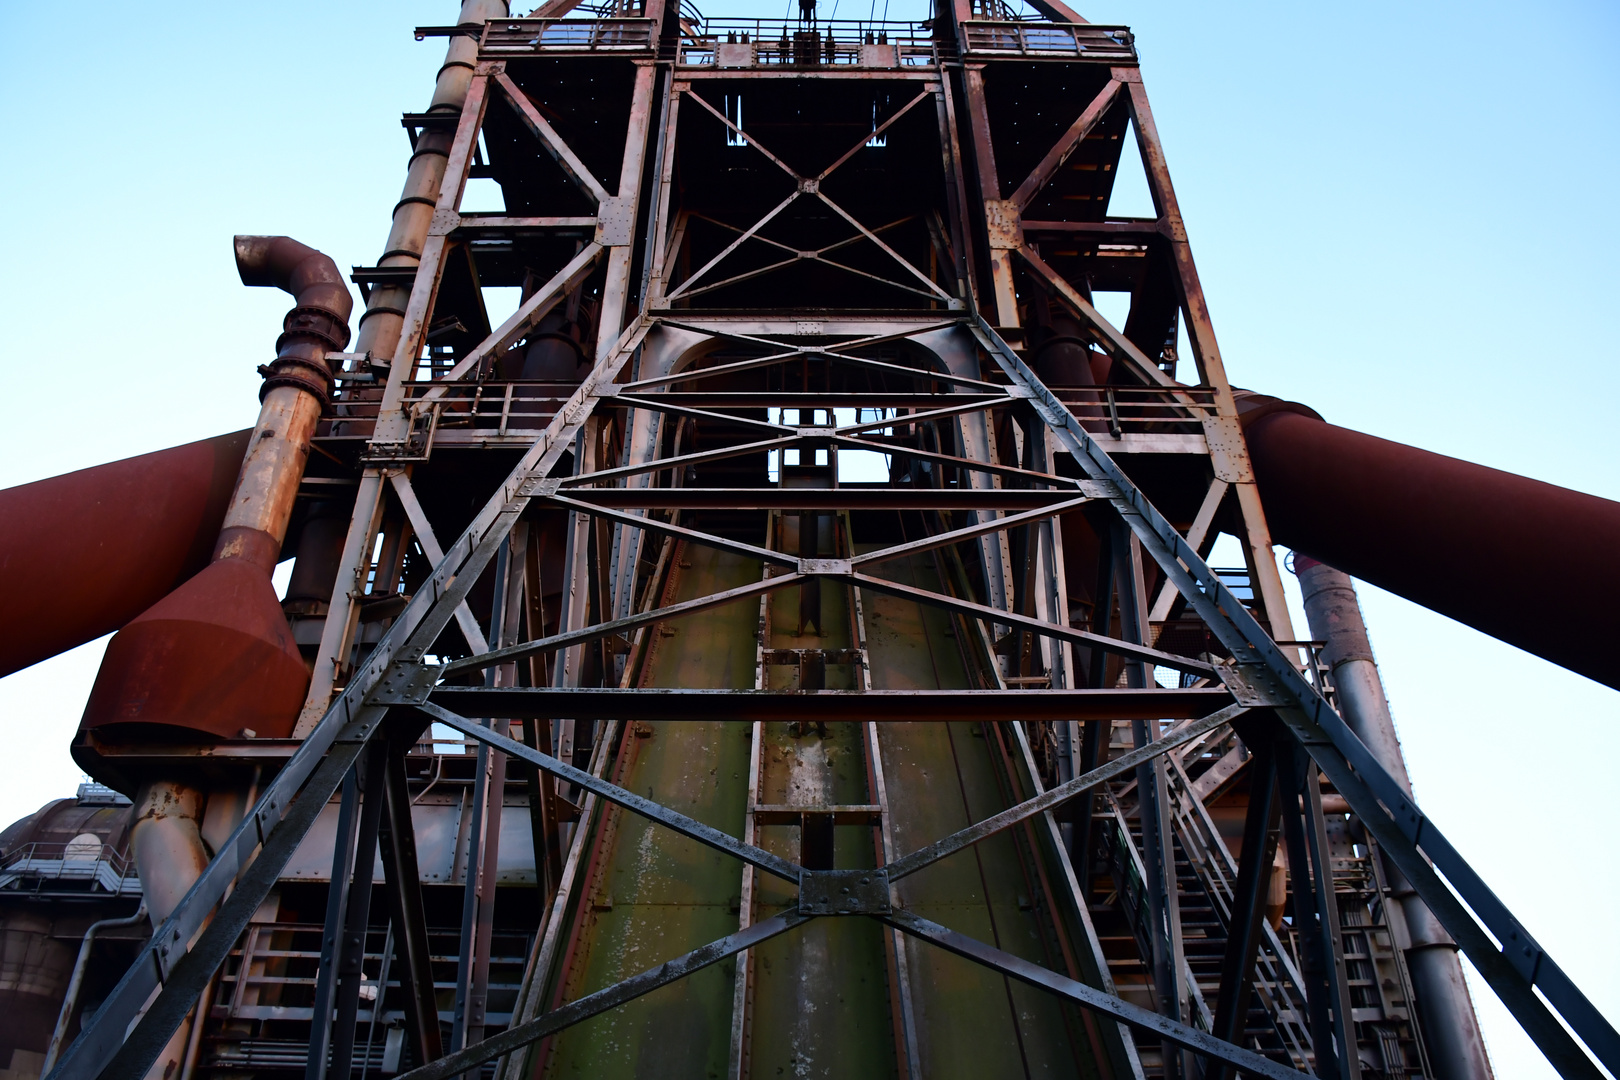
[257,353,335,405]
[798,868,892,916]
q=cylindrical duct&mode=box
[40,902,149,1077]
[348,0,511,372]
[78,237,352,748]
[1296,556,1495,1080]
[1240,395,1620,689]
[284,501,352,611]
[0,431,250,678]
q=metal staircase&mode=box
[1091,710,1436,1079]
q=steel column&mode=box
[327,741,389,1080]
[1206,727,1282,1080]
[305,769,363,1080]
[1274,742,1359,1080]
[378,737,444,1067]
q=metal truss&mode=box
[49,307,1620,1080]
[46,9,1619,1080]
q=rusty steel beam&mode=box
[36,5,1618,1080]
[555,488,1087,510]
[421,686,1235,721]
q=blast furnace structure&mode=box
[4,2,1617,1080]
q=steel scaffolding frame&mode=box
[46,5,1617,1080]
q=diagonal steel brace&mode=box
[970,316,1618,1079]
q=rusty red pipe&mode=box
[79,236,352,748]
[1239,394,1620,689]
[0,431,250,678]
[207,236,354,575]
[67,232,352,1080]
[233,234,355,328]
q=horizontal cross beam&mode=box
[885,910,1306,1080]
[422,686,1235,721]
[424,704,804,881]
[392,910,814,1080]
[555,488,1089,511]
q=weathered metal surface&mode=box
[1294,558,1492,1080]
[427,686,1234,720]
[742,528,899,1080]
[539,543,760,1078]
[76,556,309,744]
[0,430,249,678]
[80,234,352,748]
[26,2,1620,1079]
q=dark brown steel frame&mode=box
[41,8,1620,1080]
[51,302,1620,1079]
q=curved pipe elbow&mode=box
[233,235,354,325]
[234,235,354,403]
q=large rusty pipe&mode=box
[86,237,352,1080]
[0,431,250,678]
[219,236,355,570]
[1240,396,1620,689]
[0,3,508,716]
[79,238,351,746]
[349,0,509,370]
[1295,557,1495,1080]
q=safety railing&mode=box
[1161,755,1316,1069]
[1049,383,1218,437]
[482,18,657,56]
[407,380,576,436]
[960,20,1136,61]
[0,841,141,896]
[319,381,584,444]
[678,19,938,67]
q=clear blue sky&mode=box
[1,2,1615,1076]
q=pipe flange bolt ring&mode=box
[279,307,352,352]
[258,357,333,407]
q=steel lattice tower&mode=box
[24,3,1617,1080]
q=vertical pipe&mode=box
[92,232,355,1080]
[1295,556,1495,1080]
[296,0,511,735]
[40,904,149,1076]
